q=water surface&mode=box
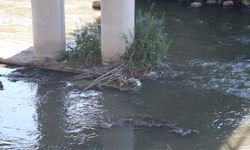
[1,0,250,150]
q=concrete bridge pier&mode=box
[31,0,65,60]
[101,0,135,64]
[31,0,134,63]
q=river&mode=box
[0,0,250,150]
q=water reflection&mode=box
[35,83,104,149]
[1,0,250,149]
[1,63,250,150]
[135,81,250,150]
[35,84,68,149]
[102,127,134,150]
[0,67,38,149]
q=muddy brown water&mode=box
[1,0,250,150]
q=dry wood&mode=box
[83,64,125,90]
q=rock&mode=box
[125,77,142,91]
[145,71,159,80]
[241,0,250,6]
[92,0,101,10]
[97,115,199,136]
[0,81,3,90]
[223,0,234,7]
[190,2,203,8]
[106,77,142,92]
[170,128,199,136]
[206,0,218,4]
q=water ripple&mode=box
[167,57,250,100]
[64,90,103,143]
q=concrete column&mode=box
[31,0,65,60]
[101,0,135,64]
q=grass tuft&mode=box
[123,9,170,76]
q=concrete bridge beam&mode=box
[31,0,65,60]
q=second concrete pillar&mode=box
[101,0,135,64]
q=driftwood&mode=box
[83,64,124,90]
[71,64,142,91]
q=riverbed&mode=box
[1,0,250,150]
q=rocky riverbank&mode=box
[181,0,250,8]
[91,0,250,9]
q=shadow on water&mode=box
[35,84,69,149]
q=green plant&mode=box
[124,9,170,75]
[66,18,101,67]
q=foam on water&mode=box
[64,90,103,144]
[186,57,250,100]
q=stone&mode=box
[145,71,159,80]
[96,115,199,136]
[0,81,3,90]
[119,77,141,91]
[241,0,250,6]
[223,0,234,7]
[206,0,218,4]
[190,2,203,8]
[92,0,101,9]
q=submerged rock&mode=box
[7,67,72,84]
[108,77,142,92]
[190,2,203,8]
[0,81,3,90]
[144,71,159,80]
[97,115,199,136]
[223,0,234,7]
[170,127,198,136]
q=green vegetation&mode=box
[124,10,170,76]
[66,9,169,77]
[66,18,101,67]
